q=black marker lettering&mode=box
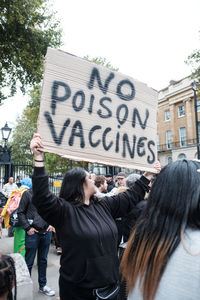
[89,125,102,147]
[116,79,135,101]
[44,111,70,145]
[137,137,147,157]
[102,127,113,151]
[51,81,71,115]
[97,97,112,119]
[116,104,129,125]
[147,140,155,164]
[72,90,85,112]
[88,94,95,114]
[69,120,85,148]
[122,133,137,158]
[132,108,149,129]
[88,67,115,94]
[115,132,120,153]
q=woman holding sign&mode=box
[30,133,160,300]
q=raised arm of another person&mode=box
[30,133,67,228]
[101,161,161,219]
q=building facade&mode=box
[157,76,200,166]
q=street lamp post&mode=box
[0,122,12,184]
[191,81,200,160]
[1,122,12,146]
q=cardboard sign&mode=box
[38,48,158,172]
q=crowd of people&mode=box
[0,133,200,300]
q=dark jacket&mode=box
[107,180,115,192]
[18,188,49,233]
[0,192,7,207]
[123,200,147,242]
[32,167,149,289]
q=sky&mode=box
[0,0,200,136]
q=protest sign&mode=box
[38,48,158,171]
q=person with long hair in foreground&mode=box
[30,133,159,300]
[121,159,200,300]
[0,253,16,300]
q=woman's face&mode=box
[83,174,97,197]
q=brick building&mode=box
[157,76,200,166]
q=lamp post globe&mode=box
[0,122,12,184]
[1,122,12,147]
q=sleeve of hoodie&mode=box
[101,176,150,219]
[18,190,32,232]
[31,167,66,228]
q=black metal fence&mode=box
[0,163,12,189]
[0,160,128,196]
[48,174,63,196]
[0,161,64,196]
[12,162,33,187]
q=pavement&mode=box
[0,228,60,300]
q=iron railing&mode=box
[0,161,64,196]
[158,138,198,152]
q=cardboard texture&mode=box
[38,48,158,172]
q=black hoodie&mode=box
[32,167,149,289]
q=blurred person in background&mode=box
[105,174,115,192]
[18,185,55,296]
[1,177,18,237]
[13,178,32,259]
[94,175,116,198]
[2,177,18,199]
[117,172,127,187]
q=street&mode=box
[0,228,60,300]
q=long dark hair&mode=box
[121,159,200,300]
[0,255,17,300]
[59,167,87,203]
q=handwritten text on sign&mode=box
[38,48,158,171]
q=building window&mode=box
[179,127,186,147]
[167,157,173,164]
[166,130,172,149]
[197,100,200,112]
[165,110,170,121]
[178,153,186,160]
[178,105,185,117]
[157,135,160,150]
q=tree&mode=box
[0,0,62,103]
[84,55,119,71]
[11,86,40,163]
[186,49,200,81]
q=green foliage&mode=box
[186,49,200,81]
[0,0,62,103]
[84,55,119,72]
[11,86,41,162]
[45,153,88,174]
